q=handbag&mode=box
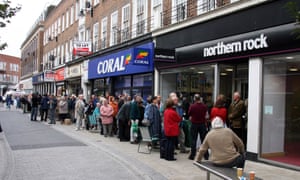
[142,119,150,126]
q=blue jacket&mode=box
[40,96,50,110]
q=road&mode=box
[0,108,165,180]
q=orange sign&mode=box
[55,68,65,81]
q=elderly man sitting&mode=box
[195,116,245,168]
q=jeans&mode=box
[190,123,209,159]
[31,107,38,121]
[40,109,48,121]
[215,154,246,168]
[103,124,113,137]
[49,108,56,124]
[165,136,177,160]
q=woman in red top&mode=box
[163,98,181,161]
[210,99,227,126]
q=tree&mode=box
[286,1,300,39]
[0,0,21,50]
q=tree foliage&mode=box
[286,1,300,38]
[0,0,21,50]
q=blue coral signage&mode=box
[88,42,154,79]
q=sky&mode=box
[0,0,60,58]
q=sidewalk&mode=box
[2,107,300,180]
[48,120,299,180]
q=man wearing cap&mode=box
[195,116,245,168]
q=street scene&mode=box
[0,0,300,179]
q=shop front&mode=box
[65,63,83,96]
[88,42,154,100]
[54,67,66,96]
[154,0,300,169]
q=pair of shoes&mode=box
[180,150,190,153]
[75,128,79,131]
[166,158,177,161]
[173,152,178,155]
[188,156,195,160]
[104,135,108,137]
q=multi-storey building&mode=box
[25,0,300,170]
[20,5,56,94]
[0,54,20,96]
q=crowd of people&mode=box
[5,90,247,168]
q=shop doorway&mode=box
[219,63,249,103]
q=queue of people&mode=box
[16,90,247,167]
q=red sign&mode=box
[55,68,65,81]
[73,41,92,56]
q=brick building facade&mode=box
[0,54,20,95]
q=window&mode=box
[57,17,61,34]
[261,54,300,167]
[93,22,99,52]
[94,0,99,6]
[110,11,118,46]
[61,44,65,64]
[75,1,79,20]
[121,4,130,42]
[69,40,73,60]
[101,17,107,49]
[151,0,162,30]
[56,46,60,66]
[197,0,216,15]
[171,0,187,23]
[0,61,6,71]
[66,9,69,29]
[62,14,65,32]
[65,42,69,62]
[136,0,146,36]
[70,5,74,25]
[86,28,90,41]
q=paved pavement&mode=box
[1,105,300,180]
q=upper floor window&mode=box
[93,22,99,52]
[151,0,162,30]
[0,61,6,71]
[101,17,107,49]
[70,5,74,25]
[172,0,187,23]
[121,4,130,42]
[62,14,65,32]
[94,0,99,6]
[110,11,118,46]
[136,0,146,36]
[75,1,79,20]
[66,9,69,29]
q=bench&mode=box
[193,161,262,180]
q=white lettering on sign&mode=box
[203,34,268,57]
[97,56,126,75]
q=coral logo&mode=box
[133,48,150,65]
[125,54,131,65]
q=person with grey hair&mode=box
[75,94,85,130]
[195,116,245,168]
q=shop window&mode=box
[262,54,300,167]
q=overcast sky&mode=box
[0,0,60,58]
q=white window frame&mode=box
[172,0,187,24]
[121,4,130,42]
[151,0,162,30]
[61,44,65,64]
[69,39,73,60]
[62,14,65,32]
[133,0,148,37]
[70,5,74,25]
[93,22,99,51]
[66,9,69,29]
[94,0,99,6]
[110,11,118,46]
[197,0,216,15]
[75,1,79,20]
[57,17,61,34]
[101,17,107,49]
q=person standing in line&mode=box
[49,94,57,124]
[40,94,50,122]
[130,95,142,143]
[58,95,69,125]
[68,94,76,123]
[117,96,131,141]
[109,96,119,135]
[169,92,189,154]
[31,92,39,121]
[100,98,114,137]
[147,96,162,143]
[228,92,246,143]
[210,97,227,126]
[163,98,181,161]
[75,94,85,130]
[188,94,209,160]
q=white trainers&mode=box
[75,128,79,131]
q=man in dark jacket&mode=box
[117,96,131,141]
[31,93,40,121]
[40,94,50,122]
[49,94,57,124]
